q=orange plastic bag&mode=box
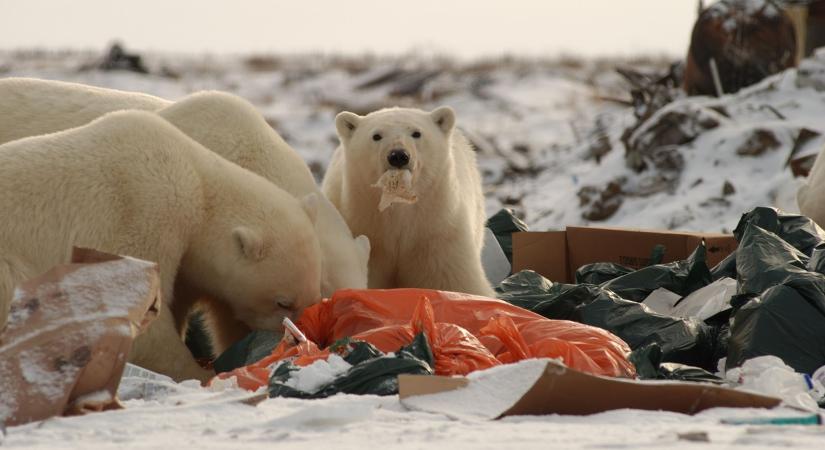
[352,296,500,375]
[480,315,636,378]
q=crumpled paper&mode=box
[0,247,160,427]
[372,170,418,211]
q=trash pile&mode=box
[497,206,825,409]
[214,290,636,396]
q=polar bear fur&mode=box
[323,106,495,297]
[0,78,370,297]
[0,110,323,382]
[798,149,825,226]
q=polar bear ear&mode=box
[233,226,265,261]
[335,111,361,141]
[430,106,456,134]
[301,193,319,225]
[354,235,371,261]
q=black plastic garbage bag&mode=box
[213,330,282,374]
[629,343,723,383]
[598,243,712,301]
[727,280,825,375]
[496,270,717,369]
[734,207,825,256]
[486,208,528,265]
[710,250,737,281]
[807,242,825,275]
[575,245,666,285]
[575,262,634,285]
[735,223,809,295]
[726,220,825,374]
[268,334,435,399]
[712,206,824,281]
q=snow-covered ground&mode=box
[3,386,823,449]
[3,48,825,448]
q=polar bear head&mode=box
[186,191,323,331]
[335,106,456,201]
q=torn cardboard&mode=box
[0,248,161,427]
[399,359,781,419]
[512,227,737,283]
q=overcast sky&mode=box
[0,0,700,58]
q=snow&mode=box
[282,354,352,394]
[3,48,825,447]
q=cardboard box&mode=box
[399,359,780,419]
[512,226,737,283]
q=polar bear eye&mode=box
[412,131,421,139]
[372,133,382,141]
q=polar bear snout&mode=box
[387,149,410,168]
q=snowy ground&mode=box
[3,48,825,448]
[3,385,824,450]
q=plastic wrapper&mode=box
[371,169,417,211]
[485,208,528,265]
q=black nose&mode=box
[387,149,410,168]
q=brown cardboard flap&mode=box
[399,360,780,419]
[0,248,161,427]
[511,227,737,283]
[512,231,567,282]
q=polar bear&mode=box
[798,149,825,227]
[0,78,370,298]
[322,106,495,297]
[0,110,322,382]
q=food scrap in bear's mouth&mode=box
[371,169,418,211]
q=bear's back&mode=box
[0,78,168,145]
[0,110,206,266]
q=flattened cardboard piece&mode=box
[399,360,781,419]
[512,228,737,283]
[0,248,161,427]
[512,231,568,282]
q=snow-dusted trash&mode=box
[0,249,161,427]
[723,356,825,411]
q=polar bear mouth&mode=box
[371,169,418,212]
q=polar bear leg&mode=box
[129,302,215,383]
[0,256,37,331]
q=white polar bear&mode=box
[322,106,496,297]
[0,78,370,298]
[0,110,322,382]
[798,150,825,226]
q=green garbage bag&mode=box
[268,334,435,399]
[496,270,717,369]
[486,208,528,265]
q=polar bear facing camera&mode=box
[323,106,495,297]
[0,78,370,298]
[0,110,322,382]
